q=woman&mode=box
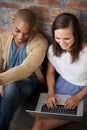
[31,13,87,130]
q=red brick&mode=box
[80,22,87,30]
[0,2,20,9]
[0,27,9,33]
[36,24,51,36]
[50,8,80,17]
[23,6,49,15]
[37,16,53,25]
[66,1,87,10]
[0,0,87,43]
[17,0,33,1]
[35,0,60,5]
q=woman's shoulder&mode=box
[82,42,87,49]
[48,44,53,49]
[47,44,54,56]
[48,44,53,53]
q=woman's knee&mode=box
[32,119,46,130]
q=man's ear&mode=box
[12,13,16,24]
[12,17,14,24]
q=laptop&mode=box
[26,93,84,121]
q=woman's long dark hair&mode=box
[52,13,84,63]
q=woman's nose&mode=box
[59,39,64,44]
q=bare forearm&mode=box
[76,86,87,100]
[46,72,55,94]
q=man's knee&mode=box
[3,84,19,98]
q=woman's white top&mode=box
[47,45,87,86]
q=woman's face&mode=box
[54,26,75,51]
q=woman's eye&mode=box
[56,37,60,40]
[65,38,70,40]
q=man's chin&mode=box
[14,39,24,44]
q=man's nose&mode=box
[18,33,24,39]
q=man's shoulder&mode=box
[29,30,48,44]
[0,31,12,39]
[27,30,48,52]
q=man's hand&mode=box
[0,85,4,96]
[0,79,4,85]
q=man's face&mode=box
[12,17,32,46]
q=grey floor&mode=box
[10,104,35,130]
[9,93,39,130]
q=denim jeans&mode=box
[0,75,39,130]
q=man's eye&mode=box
[24,32,29,36]
[15,29,20,33]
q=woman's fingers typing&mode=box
[46,95,60,108]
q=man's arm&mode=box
[0,35,48,85]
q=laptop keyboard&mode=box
[41,103,77,115]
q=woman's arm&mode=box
[46,60,55,95]
[76,86,87,100]
[46,60,59,108]
[65,86,87,109]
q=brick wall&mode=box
[0,0,87,42]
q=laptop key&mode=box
[41,103,77,115]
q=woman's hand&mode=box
[65,86,87,109]
[46,93,60,108]
[64,95,81,109]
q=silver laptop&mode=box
[26,93,84,121]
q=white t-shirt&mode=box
[47,45,87,86]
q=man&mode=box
[0,8,48,130]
